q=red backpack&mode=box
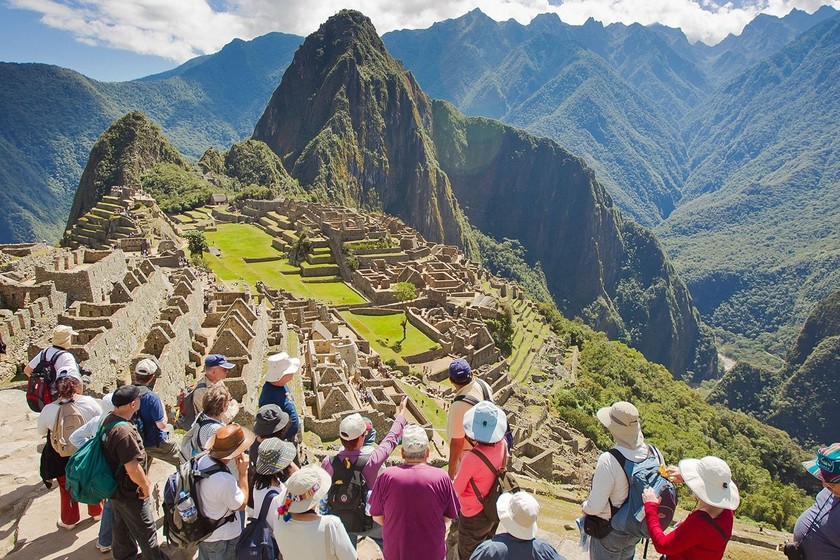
[26,349,66,412]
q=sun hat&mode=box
[339,413,367,440]
[802,443,840,483]
[134,358,158,378]
[498,492,539,540]
[265,352,301,383]
[596,401,644,449]
[449,358,473,384]
[56,364,82,383]
[402,424,429,454]
[52,325,78,348]
[255,438,297,475]
[253,404,290,437]
[463,400,507,444]
[205,354,235,369]
[278,465,332,520]
[679,456,740,510]
[205,424,256,461]
[112,384,142,407]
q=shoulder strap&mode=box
[258,489,280,522]
[48,348,66,366]
[353,455,370,471]
[696,511,729,542]
[608,448,628,470]
[478,379,491,401]
[468,448,501,503]
[454,394,479,406]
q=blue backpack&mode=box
[609,444,677,538]
[236,489,280,560]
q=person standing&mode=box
[470,492,566,560]
[192,354,236,417]
[246,438,298,525]
[582,401,650,560]
[369,424,461,560]
[453,401,509,559]
[792,443,840,558]
[36,365,102,530]
[446,359,493,480]
[247,404,291,509]
[258,352,301,443]
[195,424,255,560]
[273,465,356,560]
[100,385,170,560]
[132,358,180,467]
[24,325,78,378]
[642,456,739,560]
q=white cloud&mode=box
[7,0,840,62]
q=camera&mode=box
[781,541,805,560]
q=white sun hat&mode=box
[497,492,539,540]
[679,456,740,510]
[265,352,301,383]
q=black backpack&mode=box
[236,489,280,560]
[468,447,520,524]
[175,380,207,430]
[26,348,67,412]
[327,455,373,533]
[163,454,236,548]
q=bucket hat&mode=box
[679,456,740,510]
[463,400,507,444]
[255,438,297,475]
[265,352,301,383]
[803,443,840,483]
[253,404,290,437]
[278,465,332,518]
[596,401,644,449]
[52,325,78,348]
[498,492,539,540]
[205,424,256,461]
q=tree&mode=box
[394,281,417,302]
[288,230,313,266]
[184,230,208,257]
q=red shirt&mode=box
[644,502,733,560]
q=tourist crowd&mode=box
[23,326,840,559]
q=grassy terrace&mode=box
[339,311,439,367]
[203,223,367,305]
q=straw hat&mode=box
[679,456,740,510]
[498,492,539,540]
[52,325,78,348]
[205,424,256,462]
[596,401,644,449]
[279,465,332,516]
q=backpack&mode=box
[163,454,236,548]
[236,489,280,560]
[609,445,678,538]
[65,420,125,504]
[453,378,492,406]
[327,455,373,533]
[175,381,207,430]
[179,413,223,462]
[26,348,67,412]
[468,447,520,524]
[50,400,85,457]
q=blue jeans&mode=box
[98,500,113,547]
[589,529,640,560]
[198,537,239,560]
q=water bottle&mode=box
[177,491,198,523]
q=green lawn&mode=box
[397,379,446,431]
[203,223,367,306]
[340,311,439,366]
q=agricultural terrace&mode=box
[339,310,439,366]
[203,223,367,305]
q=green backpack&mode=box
[65,420,125,504]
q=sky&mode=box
[1,0,838,82]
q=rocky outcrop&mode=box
[252,10,474,252]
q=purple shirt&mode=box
[322,416,406,490]
[794,489,840,558]
[369,463,460,560]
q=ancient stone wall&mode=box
[34,250,127,303]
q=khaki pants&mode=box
[144,438,181,470]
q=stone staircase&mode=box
[64,196,138,250]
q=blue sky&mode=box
[1,0,838,82]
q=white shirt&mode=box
[582,443,650,519]
[246,485,286,531]
[273,514,356,560]
[37,395,102,437]
[195,454,245,542]
[28,347,77,374]
[68,394,114,448]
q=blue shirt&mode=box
[137,390,166,448]
[470,533,565,560]
[258,382,299,441]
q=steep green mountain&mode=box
[709,288,840,447]
[656,13,840,359]
[0,32,303,243]
[251,10,716,379]
[252,10,473,250]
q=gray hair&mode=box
[402,448,427,461]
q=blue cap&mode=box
[449,358,472,383]
[205,354,235,369]
[463,401,507,444]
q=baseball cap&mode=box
[134,358,158,377]
[402,424,429,454]
[449,358,472,383]
[205,354,235,369]
[339,413,367,440]
[56,364,82,382]
[112,385,142,407]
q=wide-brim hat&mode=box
[680,456,740,510]
[266,352,301,383]
[498,492,539,540]
[802,443,840,483]
[282,465,332,514]
[52,325,78,347]
[463,400,507,444]
[206,424,256,461]
[597,401,644,448]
